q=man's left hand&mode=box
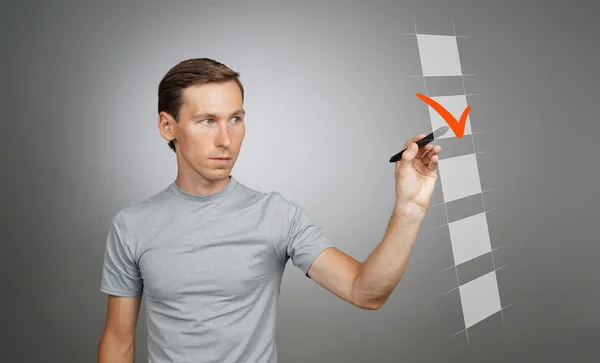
[393,133,442,223]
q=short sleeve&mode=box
[275,195,335,277]
[100,209,143,296]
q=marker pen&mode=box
[389,126,449,163]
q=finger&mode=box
[427,154,439,171]
[413,133,427,142]
[401,134,430,160]
[416,142,434,159]
[421,145,441,164]
[397,142,419,173]
[402,134,426,150]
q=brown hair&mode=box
[158,58,244,153]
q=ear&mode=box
[158,111,176,143]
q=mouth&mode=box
[210,157,232,163]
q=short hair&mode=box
[157,58,244,153]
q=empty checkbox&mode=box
[458,271,502,329]
[438,153,482,202]
[449,212,492,265]
[416,34,463,77]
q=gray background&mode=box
[2,0,599,362]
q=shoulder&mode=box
[110,185,174,234]
[234,180,293,210]
[234,182,307,226]
[258,189,309,226]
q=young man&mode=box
[97,58,442,363]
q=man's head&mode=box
[157,58,245,185]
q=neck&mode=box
[174,172,231,196]
[174,162,232,197]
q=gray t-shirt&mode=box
[100,175,334,362]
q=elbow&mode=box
[358,300,384,310]
[351,281,388,311]
[351,268,390,310]
[354,294,388,310]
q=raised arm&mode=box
[97,294,142,363]
[308,134,442,309]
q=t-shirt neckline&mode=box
[169,175,238,203]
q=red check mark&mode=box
[416,93,471,138]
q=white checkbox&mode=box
[426,95,472,140]
[438,154,482,202]
[449,212,492,265]
[416,34,463,76]
[459,271,502,328]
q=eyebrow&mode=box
[192,109,245,120]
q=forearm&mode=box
[98,333,135,363]
[352,206,424,309]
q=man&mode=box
[97,58,441,363]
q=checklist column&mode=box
[411,19,510,344]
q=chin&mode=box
[200,169,232,181]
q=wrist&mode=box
[393,202,426,225]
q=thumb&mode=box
[397,142,418,174]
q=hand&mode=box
[394,134,442,223]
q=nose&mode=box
[214,124,232,148]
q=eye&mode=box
[200,119,214,125]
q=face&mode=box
[159,80,245,188]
